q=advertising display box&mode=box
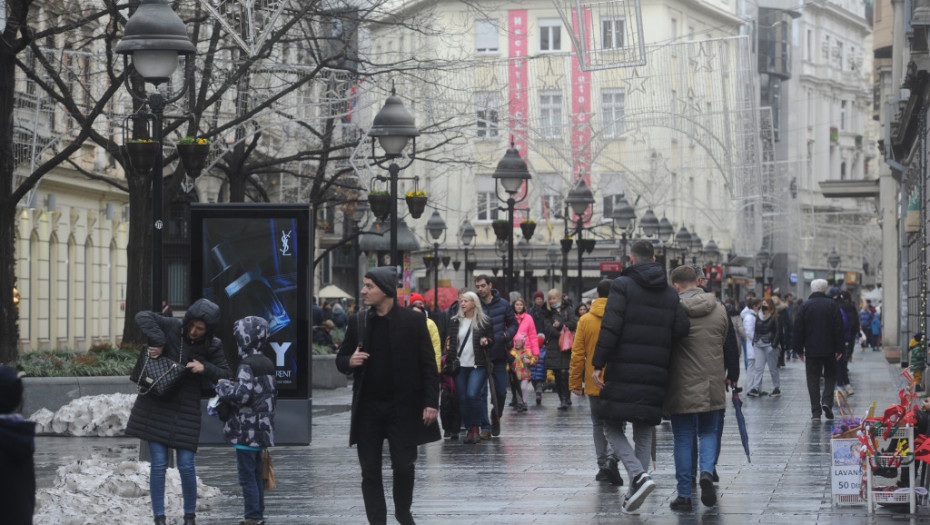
[191,203,313,445]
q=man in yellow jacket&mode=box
[570,279,623,486]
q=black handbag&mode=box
[442,323,471,376]
[131,345,187,398]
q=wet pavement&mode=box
[34,349,929,523]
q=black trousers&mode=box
[553,369,570,404]
[805,356,836,416]
[355,398,418,525]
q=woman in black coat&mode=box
[541,288,577,409]
[127,298,230,525]
[446,291,495,444]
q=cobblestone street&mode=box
[34,350,927,523]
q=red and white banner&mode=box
[570,8,593,225]
[508,10,530,224]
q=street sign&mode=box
[600,261,623,273]
[789,271,798,284]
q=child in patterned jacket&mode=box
[216,316,277,525]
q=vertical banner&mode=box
[508,10,530,224]
[571,8,594,226]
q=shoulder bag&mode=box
[442,324,469,376]
[131,345,188,398]
[558,320,574,352]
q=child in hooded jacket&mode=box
[216,316,277,525]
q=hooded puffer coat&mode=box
[592,262,689,425]
[127,299,230,452]
[216,316,276,448]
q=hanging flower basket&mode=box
[125,140,159,176]
[492,219,511,242]
[177,137,210,179]
[560,238,574,253]
[520,220,536,240]
[369,192,392,220]
[405,192,428,219]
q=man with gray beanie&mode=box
[337,266,440,525]
[0,365,35,524]
[794,279,845,421]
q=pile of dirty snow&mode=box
[31,393,136,436]
[35,457,223,524]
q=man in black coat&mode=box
[794,278,845,421]
[0,365,34,525]
[591,240,690,514]
[336,267,440,525]
[474,275,518,438]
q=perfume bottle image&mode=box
[210,241,298,388]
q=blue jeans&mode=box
[148,441,197,516]
[455,366,487,428]
[236,448,265,520]
[671,412,721,498]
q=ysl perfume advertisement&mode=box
[191,204,311,399]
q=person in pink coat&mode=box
[512,298,540,411]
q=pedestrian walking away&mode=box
[665,266,736,512]
[214,316,277,525]
[793,279,844,422]
[127,298,231,525]
[833,290,860,395]
[473,275,518,437]
[335,267,441,525]
[591,240,690,514]
[569,279,623,487]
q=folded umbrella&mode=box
[732,386,751,463]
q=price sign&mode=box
[831,438,862,495]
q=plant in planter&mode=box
[520,219,536,240]
[560,237,574,253]
[369,190,392,220]
[405,190,427,219]
[176,136,211,179]
[492,219,512,241]
[125,138,159,176]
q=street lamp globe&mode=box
[658,216,674,241]
[566,182,595,216]
[518,239,532,260]
[757,247,771,263]
[675,226,691,246]
[460,219,476,246]
[493,142,532,195]
[640,209,659,237]
[426,210,446,240]
[703,239,720,264]
[690,233,703,253]
[350,200,369,222]
[369,90,419,156]
[546,242,561,265]
[115,0,196,84]
[827,250,841,269]
[612,195,637,230]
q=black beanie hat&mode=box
[365,266,397,298]
[0,365,23,414]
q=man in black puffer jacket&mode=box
[592,241,689,514]
[794,279,844,421]
[475,275,518,438]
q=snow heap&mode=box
[30,393,136,436]
[35,457,224,525]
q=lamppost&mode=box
[565,181,595,305]
[116,0,196,312]
[827,249,841,285]
[518,239,532,299]
[657,216,675,272]
[674,226,691,269]
[703,239,720,289]
[349,200,370,307]
[368,86,420,269]
[546,242,560,289]
[757,247,772,295]
[425,210,447,311]
[459,219,476,288]
[492,142,532,295]
[612,195,637,266]
[689,232,703,265]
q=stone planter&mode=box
[312,354,348,389]
[883,346,900,364]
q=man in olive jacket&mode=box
[793,278,845,421]
[592,241,690,513]
[664,266,733,511]
[336,267,440,525]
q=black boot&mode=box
[183,514,196,525]
[154,517,167,525]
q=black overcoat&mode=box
[336,304,441,447]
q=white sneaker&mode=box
[846,385,855,396]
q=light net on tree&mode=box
[552,0,646,70]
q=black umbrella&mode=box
[481,345,501,422]
[732,387,751,463]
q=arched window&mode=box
[108,240,117,341]
[68,235,77,347]
[48,233,59,346]
[28,231,40,344]
[85,237,94,346]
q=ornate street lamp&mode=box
[546,242,561,288]
[518,239,532,299]
[674,226,691,267]
[690,233,703,264]
[565,181,595,304]
[757,247,772,293]
[349,200,370,306]
[612,195,637,266]
[368,85,420,269]
[460,218,476,288]
[657,216,675,272]
[426,210,446,311]
[703,239,720,265]
[492,141,532,295]
[116,0,196,312]
[827,249,842,285]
